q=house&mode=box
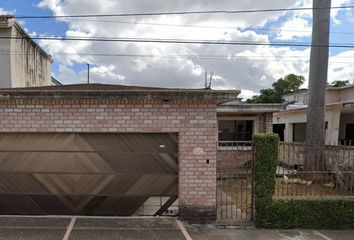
[0,83,280,221]
[273,84,354,145]
[0,15,53,88]
[216,100,282,172]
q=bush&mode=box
[253,133,354,229]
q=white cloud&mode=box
[0,7,14,15]
[31,0,354,96]
[276,18,311,40]
[238,89,258,100]
[275,0,352,40]
[91,65,125,81]
[329,50,354,83]
[24,28,37,37]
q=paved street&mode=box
[0,216,353,240]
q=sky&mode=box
[1,0,354,99]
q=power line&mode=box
[1,51,353,64]
[2,35,354,48]
[61,18,354,35]
[14,5,354,19]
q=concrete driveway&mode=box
[0,216,353,240]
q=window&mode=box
[293,123,306,143]
[293,122,328,143]
[218,120,253,141]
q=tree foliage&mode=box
[247,74,305,103]
[330,80,350,87]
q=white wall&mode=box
[273,109,341,144]
[284,88,354,106]
[0,19,52,88]
[339,88,354,103]
[284,91,308,105]
[0,28,12,88]
[10,25,51,87]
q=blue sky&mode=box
[1,0,354,98]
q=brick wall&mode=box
[0,98,218,221]
[217,149,253,172]
[258,112,273,133]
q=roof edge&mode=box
[217,103,282,113]
[0,89,240,104]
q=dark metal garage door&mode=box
[0,133,178,216]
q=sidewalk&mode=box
[186,224,354,240]
[0,216,353,240]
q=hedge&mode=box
[253,133,354,229]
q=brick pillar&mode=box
[178,106,217,223]
[265,112,273,132]
[258,113,273,133]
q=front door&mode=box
[346,124,354,145]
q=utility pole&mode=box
[87,63,90,84]
[305,0,331,171]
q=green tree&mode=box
[247,74,305,103]
[330,80,350,87]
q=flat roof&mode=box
[327,84,354,90]
[217,103,283,113]
[284,84,354,97]
[0,83,240,103]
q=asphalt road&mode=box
[0,216,353,240]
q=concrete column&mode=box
[326,109,341,145]
[285,123,293,142]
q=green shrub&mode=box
[253,133,354,229]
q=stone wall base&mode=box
[178,205,216,223]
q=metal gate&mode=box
[216,141,254,224]
[0,133,178,216]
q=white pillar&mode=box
[326,109,341,145]
[285,123,293,143]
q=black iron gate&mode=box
[216,141,254,224]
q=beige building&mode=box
[273,85,354,145]
[0,15,53,88]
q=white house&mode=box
[273,84,354,145]
[0,15,53,88]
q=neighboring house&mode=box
[51,76,62,86]
[273,84,354,145]
[0,15,53,88]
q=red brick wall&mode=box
[217,149,253,172]
[0,98,217,221]
[258,112,273,133]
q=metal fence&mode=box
[216,140,354,224]
[277,142,354,198]
[216,141,254,223]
